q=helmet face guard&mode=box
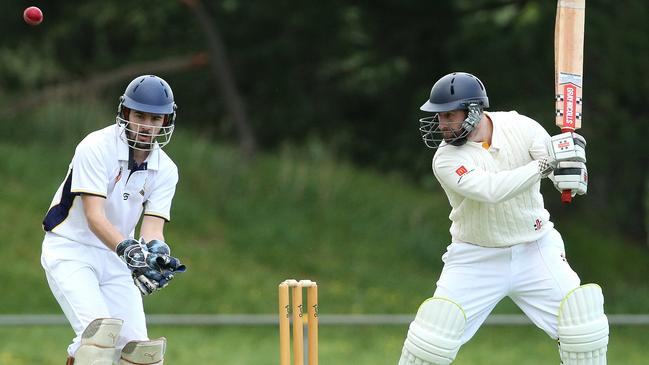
[116,75,177,151]
[419,103,483,148]
[116,114,175,151]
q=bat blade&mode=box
[555,0,585,203]
[555,0,585,133]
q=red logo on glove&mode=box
[455,166,468,176]
[558,140,571,150]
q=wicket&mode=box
[279,279,318,365]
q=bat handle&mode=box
[559,127,575,204]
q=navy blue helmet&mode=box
[420,72,489,112]
[419,72,488,148]
[116,75,177,151]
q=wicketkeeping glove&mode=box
[145,239,187,279]
[116,238,186,296]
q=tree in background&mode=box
[0,0,646,244]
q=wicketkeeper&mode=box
[41,75,187,365]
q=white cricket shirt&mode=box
[432,111,553,247]
[43,124,179,250]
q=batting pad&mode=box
[74,318,123,365]
[399,298,466,365]
[119,337,166,365]
[558,284,609,365]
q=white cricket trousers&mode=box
[41,232,148,357]
[433,228,580,344]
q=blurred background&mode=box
[0,0,648,364]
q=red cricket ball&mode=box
[23,6,43,26]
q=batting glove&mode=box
[546,132,587,163]
[553,161,588,197]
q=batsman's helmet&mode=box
[116,75,177,151]
[419,72,489,148]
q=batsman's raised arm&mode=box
[433,152,542,204]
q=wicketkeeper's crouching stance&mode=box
[41,75,186,364]
[397,72,608,365]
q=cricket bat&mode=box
[555,0,585,203]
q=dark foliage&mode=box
[1,0,647,243]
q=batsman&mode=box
[40,75,187,365]
[397,72,608,364]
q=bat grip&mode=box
[559,127,575,204]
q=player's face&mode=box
[437,110,466,141]
[127,111,165,149]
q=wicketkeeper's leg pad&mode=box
[398,298,466,365]
[558,284,609,365]
[73,318,124,365]
[118,337,166,365]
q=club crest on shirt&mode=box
[455,165,473,183]
[140,177,148,197]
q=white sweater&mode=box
[432,111,553,247]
